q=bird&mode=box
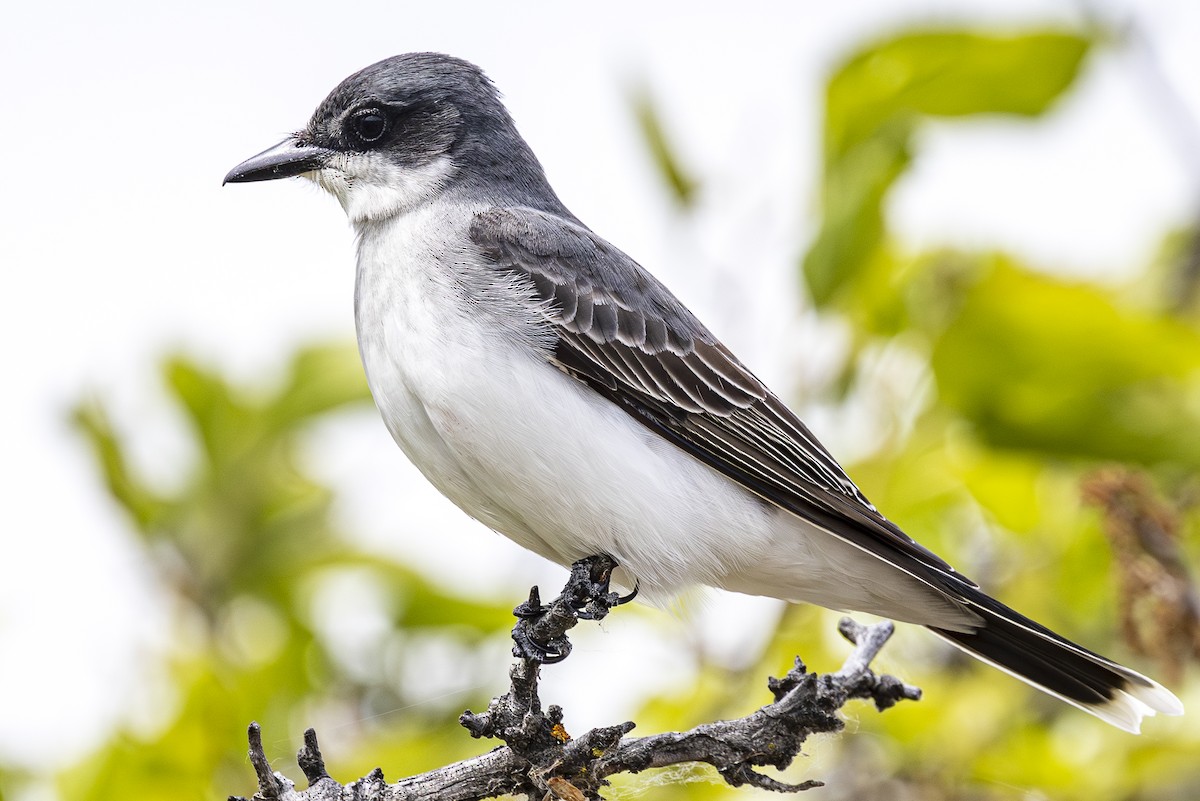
[224,52,1183,733]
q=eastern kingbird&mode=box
[225,53,1182,732]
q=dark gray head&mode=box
[225,53,567,223]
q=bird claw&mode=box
[574,581,638,620]
[511,585,573,663]
[511,621,573,664]
[564,554,637,621]
[508,555,637,663]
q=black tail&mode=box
[928,589,1181,733]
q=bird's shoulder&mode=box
[470,206,705,345]
[469,205,766,415]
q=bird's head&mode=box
[225,53,554,224]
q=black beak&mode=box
[223,138,335,184]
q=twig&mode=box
[230,559,919,801]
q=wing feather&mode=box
[470,206,973,594]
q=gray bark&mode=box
[233,619,918,801]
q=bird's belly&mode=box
[350,211,967,618]
[358,310,781,602]
[358,331,974,626]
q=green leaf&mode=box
[71,400,166,532]
[826,31,1091,159]
[632,86,700,207]
[805,29,1091,307]
[269,342,371,428]
[931,262,1200,465]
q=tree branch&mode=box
[231,560,919,801]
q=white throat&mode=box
[307,152,457,225]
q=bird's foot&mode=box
[510,554,638,664]
[512,586,573,664]
[565,554,638,621]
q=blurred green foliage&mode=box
[12,19,1197,801]
[62,344,517,801]
[632,84,700,207]
[805,30,1090,309]
[631,23,1200,801]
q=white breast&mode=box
[351,204,774,600]
[351,203,973,626]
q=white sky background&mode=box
[1,0,1198,776]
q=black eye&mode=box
[351,109,387,144]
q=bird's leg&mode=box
[510,554,638,663]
